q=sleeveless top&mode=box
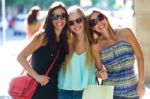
[31,42,66,99]
[58,52,97,91]
[101,40,138,98]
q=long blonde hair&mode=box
[64,5,95,71]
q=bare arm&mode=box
[17,32,49,86]
[124,28,145,97]
[91,43,102,70]
[91,43,108,80]
[125,28,144,82]
[26,24,36,37]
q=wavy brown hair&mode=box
[85,8,116,44]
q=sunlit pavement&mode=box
[0,40,28,98]
[143,84,150,99]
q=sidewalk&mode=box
[0,40,28,98]
[144,83,150,99]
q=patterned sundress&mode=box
[101,40,138,98]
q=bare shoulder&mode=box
[91,39,107,51]
[115,28,131,34]
[30,29,46,46]
[116,28,135,40]
[91,42,100,49]
[91,42,101,51]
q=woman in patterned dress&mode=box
[86,8,145,99]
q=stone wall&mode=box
[135,0,150,83]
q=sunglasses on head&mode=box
[50,13,66,20]
[68,17,83,26]
[89,14,105,27]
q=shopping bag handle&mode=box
[96,77,103,85]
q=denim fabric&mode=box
[113,96,139,99]
[58,89,83,99]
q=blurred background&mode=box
[0,0,150,99]
[0,0,134,39]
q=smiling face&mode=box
[68,10,84,35]
[51,7,67,32]
[89,12,110,38]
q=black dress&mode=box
[31,42,66,99]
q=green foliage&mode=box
[108,0,116,8]
[3,0,80,14]
[5,0,80,8]
[92,0,98,6]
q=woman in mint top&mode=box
[58,5,97,99]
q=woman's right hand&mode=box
[35,75,50,86]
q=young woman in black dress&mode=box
[17,2,69,99]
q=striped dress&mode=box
[101,40,138,98]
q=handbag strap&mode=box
[45,47,61,75]
[20,47,61,76]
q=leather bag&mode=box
[8,48,60,99]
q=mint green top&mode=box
[58,52,97,91]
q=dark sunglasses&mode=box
[68,17,83,26]
[50,13,66,20]
[89,14,105,27]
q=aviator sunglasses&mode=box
[68,17,83,26]
[50,13,66,20]
[89,14,105,27]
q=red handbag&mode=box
[8,48,60,99]
[8,75,37,99]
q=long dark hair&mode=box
[42,2,69,53]
[27,6,40,25]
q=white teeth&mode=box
[75,27,80,31]
[75,25,81,30]
[56,22,63,26]
[76,27,80,30]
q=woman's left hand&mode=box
[96,70,108,80]
[137,81,145,98]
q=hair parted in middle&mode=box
[42,1,69,53]
[64,5,95,71]
[85,8,116,43]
